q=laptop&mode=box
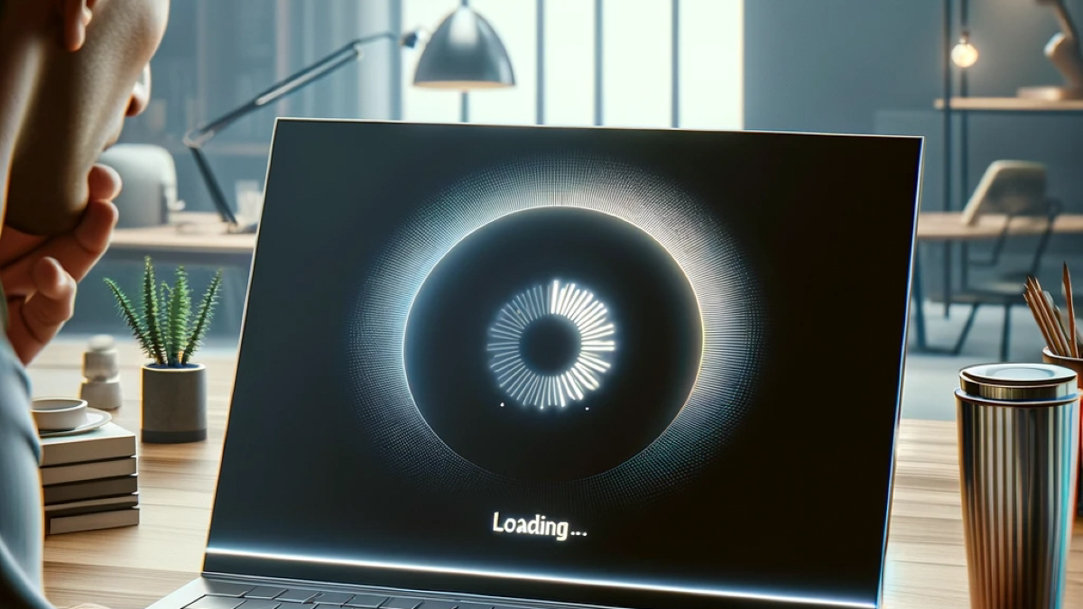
[150,121,922,609]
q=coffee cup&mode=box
[31,398,88,432]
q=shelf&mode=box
[934,97,1083,112]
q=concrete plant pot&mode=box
[141,363,207,443]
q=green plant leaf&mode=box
[104,278,158,363]
[160,281,175,366]
[167,267,191,367]
[141,256,166,364]
[182,269,223,365]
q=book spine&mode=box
[45,495,139,518]
[40,456,137,486]
[40,434,136,467]
[42,475,139,505]
[47,507,140,535]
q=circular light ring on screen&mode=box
[346,154,764,505]
[403,207,705,481]
[487,279,616,410]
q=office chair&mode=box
[951,160,1060,361]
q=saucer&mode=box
[38,408,112,438]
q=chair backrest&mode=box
[961,160,1048,225]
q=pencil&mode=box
[1065,263,1078,358]
[1043,290,1072,356]
[1027,275,1070,356]
[1025,289,1058,355]
[1052,301,1075,351]
[1061,307,1083,347]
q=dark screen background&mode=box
[205,121,922,609]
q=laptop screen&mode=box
[207,121,922,609]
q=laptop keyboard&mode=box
[185,580,543,609]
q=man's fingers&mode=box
[32,256,77,304]
[4,258,78,366]
[9,257,78,364]
[0,227,45,268]
[70,199,119,278]
[24,256,75,332]
[88,163,122,202]
[0,199,117,295]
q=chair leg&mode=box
[953,303,981,355]
[1000,302,1011,362]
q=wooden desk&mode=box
[911,212,1083,352]
[30,338,1083,609]
[917,211,1083,241]
[108,215,256,267]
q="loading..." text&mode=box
[491,511,588,542]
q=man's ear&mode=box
[58,0,93,52]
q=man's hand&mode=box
[0,164,119,365]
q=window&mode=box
[401,0,744,129]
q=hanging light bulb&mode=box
[951,31,979,68]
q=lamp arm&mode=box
[182,31,398,228]
[188,146,238,225]
[184,32,395,148]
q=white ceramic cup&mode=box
[31,398,88,431]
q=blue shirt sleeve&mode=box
[0,333,54,609]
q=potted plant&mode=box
[105,256,223,443]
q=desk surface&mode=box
[916,211,1083,241]
[30,339,1083,609]
[110,214,256,257]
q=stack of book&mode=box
[39,422,139,535]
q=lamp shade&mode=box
[413,6,515,89]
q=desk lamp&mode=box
[183,5,515,233]
[1019,0,1083,100]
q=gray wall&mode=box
[745,0,1083,209]
[744,0,1079,132]
[745,1,941,136]
[745,0,1083,300]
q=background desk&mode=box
[30,338,1083,609]
[916,212,1083,241]
[109,219,256,267]
[912,212,1083,351]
